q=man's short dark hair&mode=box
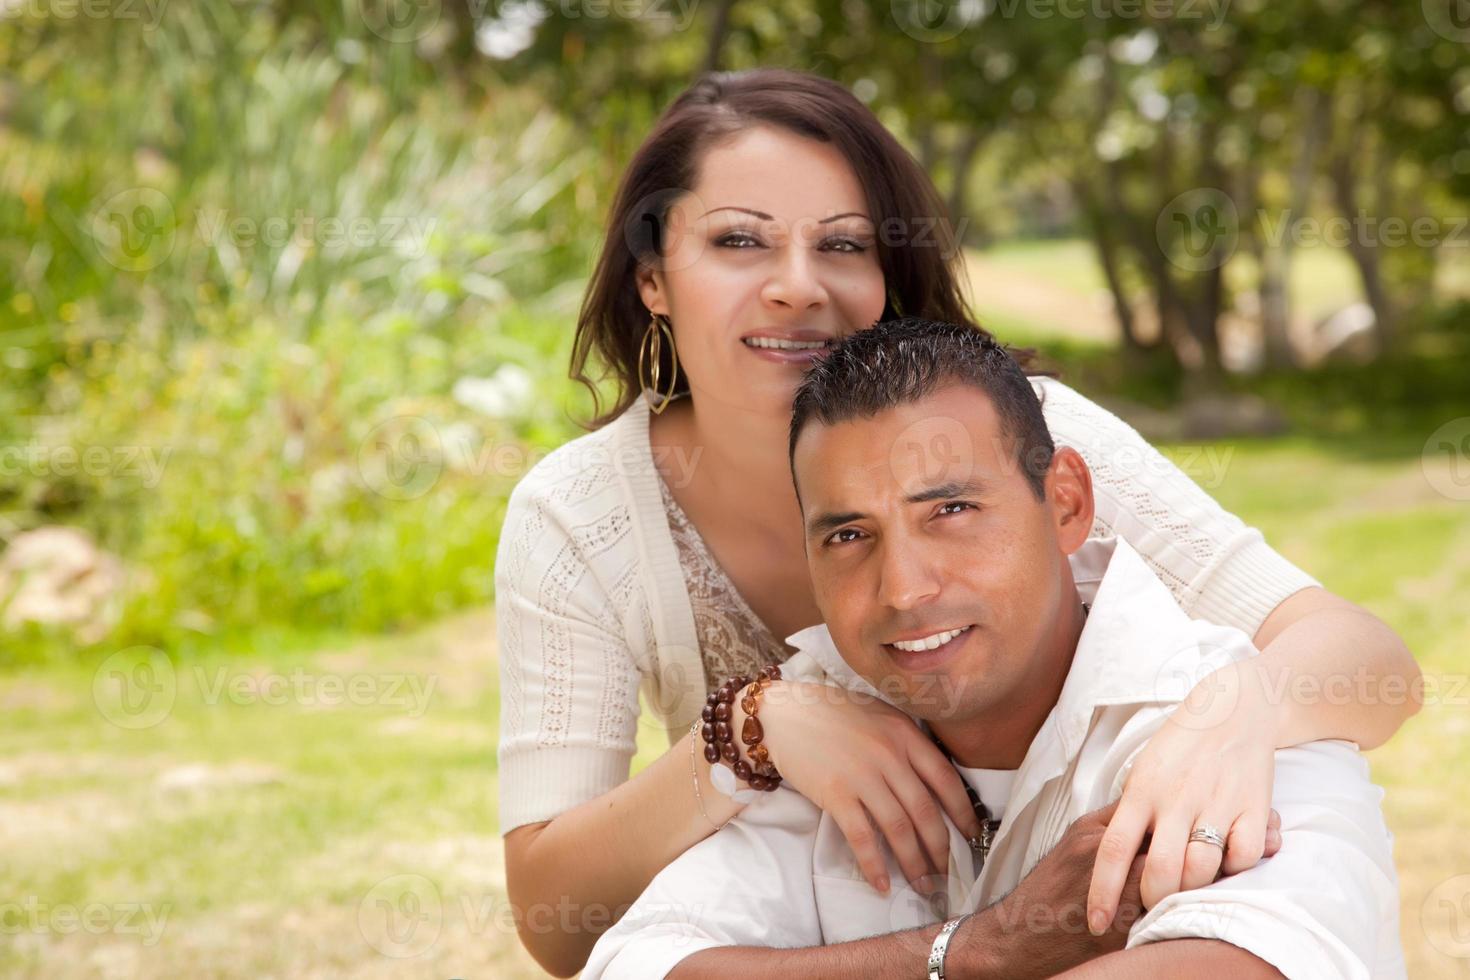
[789,317,1055,499]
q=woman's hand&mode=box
[1086,659,1285,935]
[738,679,987,895]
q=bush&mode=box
[1,3,599,660]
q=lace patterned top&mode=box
[655,474,792,688]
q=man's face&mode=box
[794,383,1083,724]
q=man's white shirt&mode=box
[583,537,1405,980]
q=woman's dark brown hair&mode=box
[571,67,1023,428]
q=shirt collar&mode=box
[783,536,1255,728]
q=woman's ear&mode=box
[1046,447,1095,554]
[635,262,668,318]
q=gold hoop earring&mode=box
[638,314,680,414]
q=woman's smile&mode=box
[740,329,838,365]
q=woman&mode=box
[495,68,1419,976]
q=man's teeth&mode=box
[743,337,829,350]
[891,625,971,653]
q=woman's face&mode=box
[637,125,887,420]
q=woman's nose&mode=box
[760,245,829,312]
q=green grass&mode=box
[5,433,1467,977]
[0,610,546,978]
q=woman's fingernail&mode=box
[878,876,890,893]
[1088,910,1107,935]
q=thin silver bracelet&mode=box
[688,717,726,832]
[927,912,971,980]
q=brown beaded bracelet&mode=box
[699,664,783,791]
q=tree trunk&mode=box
[1073,176,1142,352]
[1330,147,1396,349]
[699,0,736,76]
[946,128,985,247]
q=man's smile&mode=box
[881,623,975,672]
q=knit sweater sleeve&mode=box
[1035,377,1320,637]
[493,441,651,835]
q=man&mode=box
[583,318,1404,979]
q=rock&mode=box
[1315,302,1378,363]
[1180,393,1291,440]
[155,762,285,792]
[1095,393,1289,442]
[0,526,125,643]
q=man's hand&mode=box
[953,802,1143,979]
[955,800,1282,979]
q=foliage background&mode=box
[2,1,1468,976]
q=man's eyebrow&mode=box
[806,510,866,539]
[804,480,991,539]
[904,479,992,504]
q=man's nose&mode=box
[877,541,942,612]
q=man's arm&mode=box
[1053,939,1284,978]
[580,786,828,980]
[668,919,955,979]
[671,804,1152,980]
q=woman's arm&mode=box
[1034,379,1422,932]
[495,476,750,977]
[1036,377,1422,746]
[1249,585,1421,749]
[503,727,747,978]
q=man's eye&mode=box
[938,502,975,516]
[826,528,864,546]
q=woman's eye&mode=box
[821,236,868,253]
[715,231,762,249]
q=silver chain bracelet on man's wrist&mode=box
[927,912,972,980]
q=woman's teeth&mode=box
[891,625,971,653]
[743,337,830,350]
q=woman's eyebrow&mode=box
[700,206,773,220]
[698,206,872,224]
